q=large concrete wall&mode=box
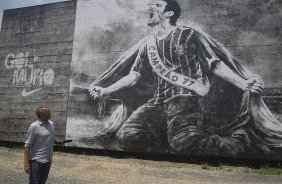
[0,0,281,160]
[0,1,76,142]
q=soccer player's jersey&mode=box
[131,27,219,104]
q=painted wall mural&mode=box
[66,0,282,159]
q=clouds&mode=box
[71,0,150,77]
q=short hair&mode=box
[36,106,47,118]
[163,0,181,26]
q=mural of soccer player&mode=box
[88,0,282,157]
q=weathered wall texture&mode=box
[0,1,76,142]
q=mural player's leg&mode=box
[166,95,203,154]
[116,102,168,152]
[166,95,244,156]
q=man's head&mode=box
[147,0,181,27]
[36,106,51,123]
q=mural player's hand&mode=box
[246,74,264,94]
[89,86,108,100]
[24,163,31,174]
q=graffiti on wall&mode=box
[4,52,55,96]
[66,0,282,159]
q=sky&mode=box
[0,0,69,28]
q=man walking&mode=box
[24,107,54,184]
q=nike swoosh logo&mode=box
[22,88,43,97]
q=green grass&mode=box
[253,166,282,175]
[201,163,210,170]
[0,146,22,152]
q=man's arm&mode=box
[23,147,31,174]
[212,61,263,93]
[23,123,36,174]
[89,72,141,100]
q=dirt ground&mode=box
[0,146,282,184]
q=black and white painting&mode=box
[66,0,282,159]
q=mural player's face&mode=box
[147,0,168,27]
